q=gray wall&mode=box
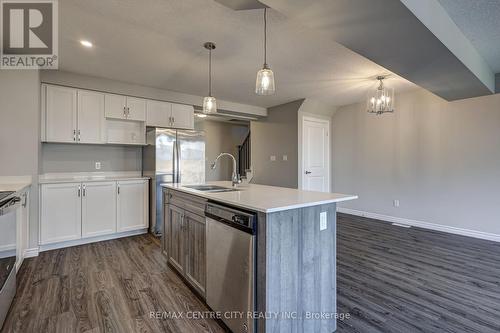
[41,144,142,173]
[250,100,303,188]
[333,88,500,235]
[195,120,248,181]
[0,70,40,248]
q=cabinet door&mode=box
[126,97,146,121]
[82,181,116,238]
[78,90,105,144]
[146,100,172,127]
[117,180,148,232]
[171,103,194,129]
[40,183,82,244]
[185,211,206,296]
[105,93,127,119]
[45,85,78,143]
[167,204,185,274]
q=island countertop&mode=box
[161,181,357,213]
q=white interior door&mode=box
[78,90,105,143]
[302,117,330,192]
[82,181,117,238]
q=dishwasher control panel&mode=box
[205,202,256,233]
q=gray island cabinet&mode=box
[162,181,357,333]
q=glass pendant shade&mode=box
[367,77,395,115]
[202,96,217,114]
[202,42,217,114]
[255,66,275,95]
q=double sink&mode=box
[183,184,240,193]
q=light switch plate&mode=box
[320,212,327,230]
[95,162,101,170]
[283,155,288,161]
[270,155,276,161]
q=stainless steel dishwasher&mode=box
[205,202,256,333]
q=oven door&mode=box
[0,198,19,328]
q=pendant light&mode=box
[367,76,394,115]
[202,42,217,114]
[255,8,275,95]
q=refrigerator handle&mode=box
[173,139,178,183]
[176,138,181,183]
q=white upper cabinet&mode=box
[146,100,172,127]
[104,93,127,119]
[81,181,117,238]
[171,104,194,129]
[126,97,147,121]
[146,100,194,129]
[117,180,148,232]
[105,94,146,121]
[78,90,106,144]
[45,85,77,143]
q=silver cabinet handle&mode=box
[82,184,86,197]
[123,106,127,117]
[117,185,120,195]
[172,116,175,125]
[22,193,27,207]
[78,185,81,197]
[78,129,81,142]
[305,171,312,174]
[73,129,76,141]
[127,107,130,117]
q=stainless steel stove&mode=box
[0,190,19,329]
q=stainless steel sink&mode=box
[183,185,239,193]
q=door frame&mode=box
[298,113,331,192]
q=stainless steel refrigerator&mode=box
[143,128,205,235]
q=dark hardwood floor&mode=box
[2,214,500,333]
[336,213,500,333]
[1,235,226,333]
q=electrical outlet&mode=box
[393,199,400,207]
[95,162,101,170]
[283,155,288,161]
[320,212,327,230]
[270,155,276,161]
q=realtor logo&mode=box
[1,0,58,69]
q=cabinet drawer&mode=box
[165,190,206,217]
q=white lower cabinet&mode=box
[82,181,117,238]
[117,180,148,232]
[40,179,148,246]
[40,182,82,244]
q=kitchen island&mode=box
[162,181,357,333]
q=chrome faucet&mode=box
[211,153,241,187]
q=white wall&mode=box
[195,120,248,181]
[251,100,303,188]
[41,70,267,117]
[0,70,40,248]
[41,144,142,173]
[333,88,500,237]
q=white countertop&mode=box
[39,172,149,184]
[0,182,31,194]
[39,176,149,184]
[0,176,32,194]
[162,181,357,213]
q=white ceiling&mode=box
[58,0,416,108]
[438,0,500,73]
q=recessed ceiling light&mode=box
[196,114,208,118]
[80,40,93,48]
